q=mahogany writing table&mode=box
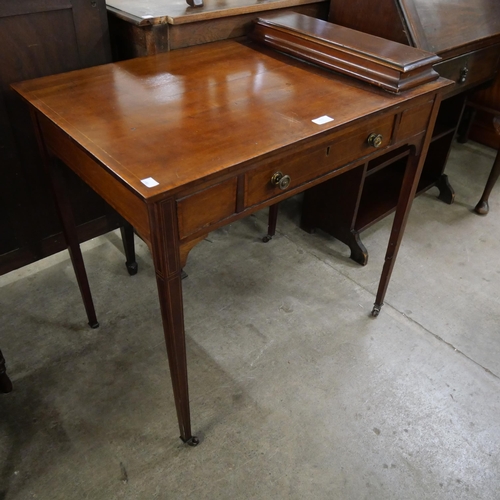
[12,40,449,445]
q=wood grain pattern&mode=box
[107,0,326,25]
[251,13,440,93]
[396,99,434,141]
[13,41,447,202]
[244,114,396,208]
[329,0,500,58]
[177,178,238,239]
[399,0,500,56]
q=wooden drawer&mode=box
[435,44,500,95]
[245,114,395,208]
[177,178,238,239]
[395,99,434,141]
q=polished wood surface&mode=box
[17,42,446,204]
[329,0,500,94]
[108,0,323,24]
[399,0,500,56]
[252,13,441,93]
[329,0,500,57]
[107,0,328,57]
[13,40,449,443]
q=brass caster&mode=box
[181,436,200,447]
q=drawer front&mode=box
[245,114,395,208]
[396,99,434,142]
[435,44,500,94]
[177,178,238,239]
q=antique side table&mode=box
[13,40,450,444]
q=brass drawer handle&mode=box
[271,171,291,190]
[367,133,383,148]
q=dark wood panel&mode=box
[468,71,500,149]
[0,0,113,276]
[107,0,328,59]
[399,0,500,55]
[0,0,72,18]
[329,0,500,57]
[328,0,410,46]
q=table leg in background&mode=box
[47,158,99,328]
[475,117,500,215]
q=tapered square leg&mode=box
[148,199,198,446]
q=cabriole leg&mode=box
[475,143,500,215]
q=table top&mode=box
[106,0,326,26]
[13,40,447,202]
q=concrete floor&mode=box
[1,139,499,499]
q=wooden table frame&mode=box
[14,40,449,445]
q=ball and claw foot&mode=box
[262,234,273,243]
[126,261,138,276]
[371,305,381,317]
[181,435,200,447]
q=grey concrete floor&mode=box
[1,140,499,499]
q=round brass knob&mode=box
[270,171,291,190]
[367,133,383,148]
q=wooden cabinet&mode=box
[106,0,329,60]
[0,0,124,275]
[465,72,500,150]
[300,0,500,263]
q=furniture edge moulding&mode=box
[106,0,330,58]
[20,105,153,246]
[251,13,442,94]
